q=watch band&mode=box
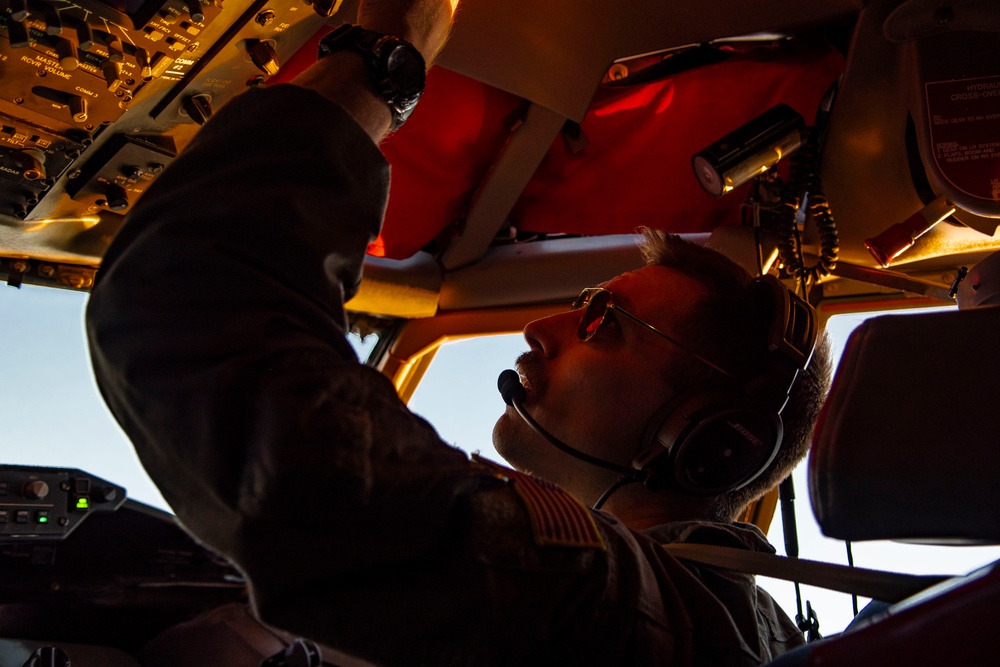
[317,24,426,130]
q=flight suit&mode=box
[86,85,804,666]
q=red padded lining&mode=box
[379,46,844,259]
[269,29,845,260]
[809,565,1000,664]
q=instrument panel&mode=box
[0,0,334,290]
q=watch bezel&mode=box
[318,25,426,130]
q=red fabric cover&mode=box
[379,46,844,259]
[376,70,525,257]
[511,46,845,238]
[269,29,844,259]
[806,565,1000,664]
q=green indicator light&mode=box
[38,516,48,523]
[76,497,89,510]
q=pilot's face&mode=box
[493,265,710,501]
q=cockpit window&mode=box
[4,287,999,637]
[348,331,379,363]
[0,287,397,511]
[348,312,401,366]
[1,285,170,510]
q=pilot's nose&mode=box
[522,309,578,359]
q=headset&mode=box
[632,274,817,496]
[498,274,817,505]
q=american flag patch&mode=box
[474,456,605,550]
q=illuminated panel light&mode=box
[22,217,101,233]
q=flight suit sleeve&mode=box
[85,86,661,665]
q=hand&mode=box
[357,0,460,65]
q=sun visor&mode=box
[809,306,1000,544]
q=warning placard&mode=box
[926,74,1000,208]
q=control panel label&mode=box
[927,74,1000,203]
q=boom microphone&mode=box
[498,369,527,406]
[496,370,635,476]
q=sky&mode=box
[3,282,999,638]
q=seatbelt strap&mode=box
[661,542,950,603]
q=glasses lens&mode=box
[577,289,611,341]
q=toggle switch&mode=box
[7,19,31,48]
[105,33,124,62]
[35,0,62,34]
[135,47,153,80]
[67,95,88,123]
[74,18,95,51]
[33,86,88,122]
[103,59,123,91]
[10,0,29,20]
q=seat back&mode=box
[809,305,1000,544]
[765,247,1000,666]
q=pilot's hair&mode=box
[638,228,832,521]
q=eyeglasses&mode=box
[571,288,736,377]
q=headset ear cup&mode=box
[635,392,783,496]
[633,393,691,491]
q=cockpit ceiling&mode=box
[4,0,1000,299]
[374,44,846,262]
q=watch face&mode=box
[319,26,426,128]
[385,44,426,98]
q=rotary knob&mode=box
[74,18,95,51]
[19,148,46,180]
[23,480,50,500]
[54,37,79,70]
[247,40,280,76]
[310,0,343,18]
[181,93,213,125]
[183,0,205,23]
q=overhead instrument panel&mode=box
[0,0,335,289]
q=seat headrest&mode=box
[809,306,1000,544]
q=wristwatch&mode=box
[317,24,427,130]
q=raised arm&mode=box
[83,2,764,663]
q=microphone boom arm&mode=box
[498,370,636,476]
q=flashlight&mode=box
[692,104,806,198]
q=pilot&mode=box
[86,0,830,664]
